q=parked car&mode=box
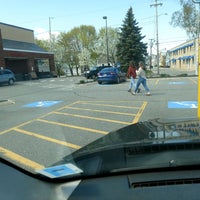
[97,67,127,84]
[0,69,16,85]
[85,65,111,79]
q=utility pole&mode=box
[150,0,162,75]
[149,39,154,70]
[49,17,54,52]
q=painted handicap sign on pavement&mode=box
[23,101,62,108]
[168,101,198,109]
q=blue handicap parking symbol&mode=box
[37,164,83,178]
[23,101,62,108]
[168,101,198,108]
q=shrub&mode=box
[160,73,170,78]
[177,73,188,77]
[79,80,85,84]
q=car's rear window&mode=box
[100,67,115,72]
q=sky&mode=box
[0,0,192,53]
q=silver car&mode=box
[0,69,16,85]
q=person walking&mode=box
[132,61,150,96]
[127,60,140,93]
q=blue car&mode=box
[97,67,126,84]
[0,69,16,85]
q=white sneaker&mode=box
[146,92,151,96]
[131,92,136,95]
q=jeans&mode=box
[134,77,149,93]
[129,77,136,90]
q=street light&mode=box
[103,16,109,65]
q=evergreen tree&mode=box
[116,7,147,69]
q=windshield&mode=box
[0,0,199,180]
[90,66,97,71]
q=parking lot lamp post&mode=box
[103,16,109,65]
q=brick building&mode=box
[0,22,55,80]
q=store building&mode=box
[0,22,55,80]
[168,40,195,70]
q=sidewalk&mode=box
[151,67,197,77]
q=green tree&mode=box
[57,25,97,75]
[57,31,76,76]
[96,27,120,65]
[35,39,50,51]
[170,0,199,38]
[78,48,91,71]
[116,7,147,69]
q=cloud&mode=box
[34,27,60,40]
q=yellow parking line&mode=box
[60,101,83,111]
[0,120,34,135]
[66,107,136,116]
[0,128,14,135]
[187,77,197,84]
[36,119,108,135]
[132,101,148,124]
[0,147,44,171]
[77,102,140,109]
[53,111,131,125]
[0,100,148,172]
[155,79,159,85]
[13,128,81,149]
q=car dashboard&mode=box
[1,159,200,200]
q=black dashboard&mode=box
[1,160,200,200]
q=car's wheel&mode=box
[8,79,14,85]
[98,81,102,84]
[116,77,120,84]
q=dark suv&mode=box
[85,65,112,79]
[0,69,16,85]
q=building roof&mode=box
[169,42,194,53]
[2,39,51,54]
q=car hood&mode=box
[49,117,200,179]
[68,117,200,154]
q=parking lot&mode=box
[0,74,198,171]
